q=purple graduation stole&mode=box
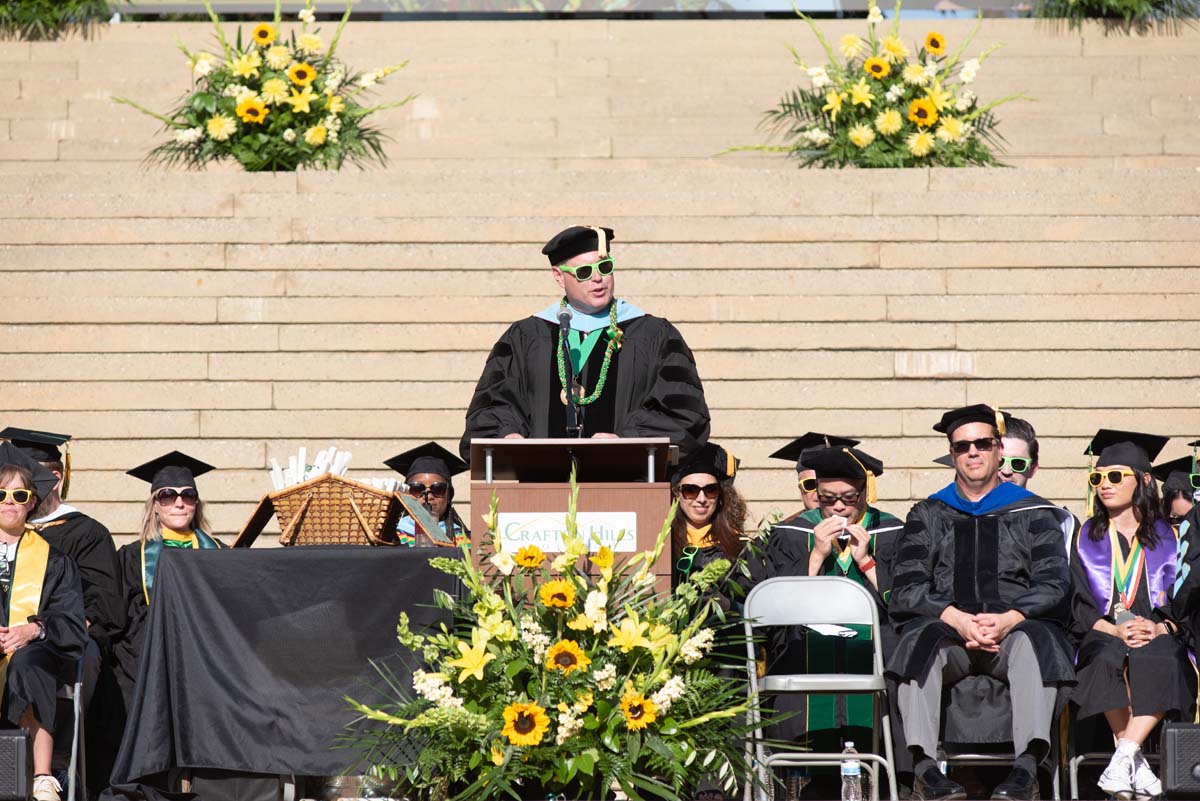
[1075,518,1177,613]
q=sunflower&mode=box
[863,57,890,80]
[620,692,658,731]
[252,23,276,46]
[924,31,946,55]
[539,579,576,609]
[515,544,545,569]
[502,701,550,747]
[235,96,269,125]
[288,62,316,87]
[545,639,591,675]
[907,98,938,128]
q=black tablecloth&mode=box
[110,546,455,783]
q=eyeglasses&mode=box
[678,483,720,501]
[408,482,449,500]
[558,257,615,282]
[0,489,33,504]
[817,490,862,506]
[676,545,699,576]
[799,477,819,493]
[950,437,998,455]
[155,488,199,504]
[1000,456,1033,474]
[1088,469,1136,487]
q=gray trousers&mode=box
[897,631,1057,759]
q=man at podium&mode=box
[461,224,710,460]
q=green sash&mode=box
[141,528,222,604]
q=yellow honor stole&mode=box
[686,524,714,548]
[0,529,50,691]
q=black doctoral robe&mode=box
[35,511,122,641]
[460,315,710,460]
[888,493,1077,686]
[1,540,87,734]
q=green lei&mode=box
[555,298,624,405]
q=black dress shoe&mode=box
[991,765,1040,801]
[913,764,967,801]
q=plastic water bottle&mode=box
[841,741,863,801]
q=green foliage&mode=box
[1035,0,1198,28]
[0,0,115,41]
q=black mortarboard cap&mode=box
[801,446,885,481]
[933,454,955,467]
[1086,429,1169,473]
[126,451,215,492]
[542,225,615,266]
[1152,455,1196,494]
[933,404,1006,438]
[769,433,861,473]
[671,442,739,484]
[384,442,469,480]
[0,427,70,462]
[0,441,59,502]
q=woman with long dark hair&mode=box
[1070,430,1195,800]
[669,443,747,587]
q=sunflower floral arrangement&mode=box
[348,480,758,800]
[752,0,1029,168]
[113,0,412,171]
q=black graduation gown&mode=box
[2,544,87,734]
[1068,534,1196,720]
[35,511,122,642]
[1169,506,1200,645]
[887,494,1077,686]
[460,315,710,460]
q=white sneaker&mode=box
[1131,751,1163,799]
[32,775,61,801]
[1098,751,1134,798]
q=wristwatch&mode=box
[33,621,46,641]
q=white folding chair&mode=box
[743,576,898,801]
[56,661,85,801]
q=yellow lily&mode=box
[609,610,652,653]
[446,629,495,683]
[285,85,317,114]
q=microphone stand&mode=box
[558,308,584,438]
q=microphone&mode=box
[557,306,572,329]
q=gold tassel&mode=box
[1084,447,1094,519]
[61,442,71,501]
[841,448,876,505]
[584,225,608,258]
[723,446,738,480]
[993,406,1007,437]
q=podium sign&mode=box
[468,438,676,589]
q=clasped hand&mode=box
[0,623,38,655]
[1115,616,1163,648]
[942,607,1025,653]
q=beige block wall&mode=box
[1,19,1199,545]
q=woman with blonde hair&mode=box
[113,452,224,705]
[0,443,86,801]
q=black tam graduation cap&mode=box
[933,454,955,468]
[933,404,1007,438]
[802,446,884,504]
[542,225,615,266]
[671,442,739,485]
[1086,429,1169,473]
[127,451,215,493]
[769,433,861,473]
[0,426,72,500]
[1152,455,1196,495]
[384,442,469,481]
[0,441,59,503]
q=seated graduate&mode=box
[752,444,904,796]
[1152,446,1198,534]
[384,442,470,546]
[112,452,224,707]
[1,428,121,707]
[889,404,1076,801]
[0,443,87,801]
[670,443,747,588]
[1070,430,1195,800]
[767,432,861,527]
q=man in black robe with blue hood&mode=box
[888,404,1076,801]
[460,225,710,461]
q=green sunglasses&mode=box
[1000,456,1033,474]
[558,257,615,282]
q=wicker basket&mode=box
[234,473,402,548]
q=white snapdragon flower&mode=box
[650,676,686,713]
[593,663,618,692]
[298,7,316,23]
[489,550,515,576]
[191,52,216,77]
[960,58,980,84]
[955,89,976,112]
[283,128,297,143]
[804,128,831,147]
[555,711,584,745]
[867,4,884,22]
[885,84,906,103]
[174,127,204,145]
[680,628,715,664]
[807,66,832,90]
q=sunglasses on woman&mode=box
[558,257,615,282]
[950,437,998,455]
[155,488,199,504]
[678,483,720,501]
[408,481,449,499]
[1088,469,1136,487]
[0,489,33,504]
[1000,456,1033,474]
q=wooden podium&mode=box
[467,438,677,587]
